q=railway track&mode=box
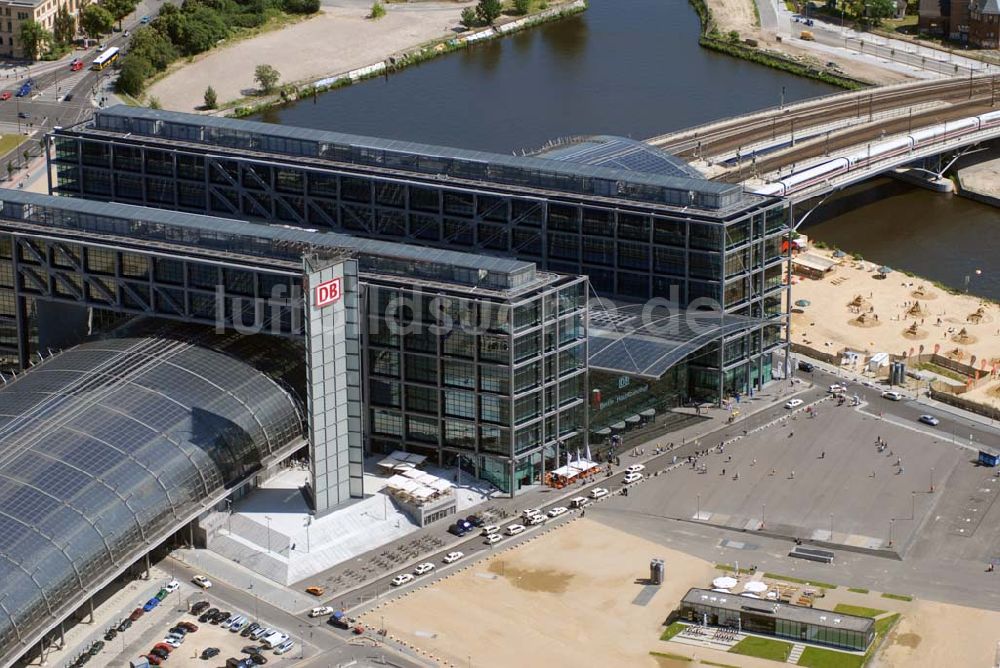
[647,76,999,159]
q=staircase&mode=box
[788,643,805,664]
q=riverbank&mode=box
[689,0,922,88]
[149,0,586,114]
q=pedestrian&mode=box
[988,563,994,572]
[789,470,795,479]
[820,451,825,459]
[722,468,726,476]
[770,468,776,476]
[752,458,757,467]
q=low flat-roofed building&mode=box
[792,252,837,279]
[679,588,876,652]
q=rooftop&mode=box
[681,588,875,634]
[81,106,747,211]
[531,135,705,180]
[0,191,539,292]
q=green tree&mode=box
[53,6,76,45]
[6,162,12,181]
[254,63,280,93]
[727,29,740,42]
[19,21,50,61]
[22,148,29,167]
[475,0,502,25]
[369,1,385,18]
[203,85,217,109]
[148,96,162,109]
[80,4,114,38]
[115,55,153,96]
[283,0,319,12]
[513,0,531,14]
[101,0,139,30]
[460,6,477,26]
[126,26,177,71]
[864,0,897,23]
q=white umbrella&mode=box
[712,576,738,589]
[743,581,768,593]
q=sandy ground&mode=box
[149,0,475,112]
[872,598,1000,668]
[368,517,1000,668]
[789,246,1000,404]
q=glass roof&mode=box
[532,135,705,180]
[588,302,772,378]
[0,337,303,664]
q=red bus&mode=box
[70,58,83,71]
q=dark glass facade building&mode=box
[48,106,791,401]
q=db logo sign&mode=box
[314,277,342,308]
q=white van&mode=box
[570,496,590,509]
[260,630,289,649]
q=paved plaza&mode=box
[611,397,966,554]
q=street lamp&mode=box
[264,515,272,553]
[761,503,766,530]
[829,513,834,541]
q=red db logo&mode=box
[314,277,342,308]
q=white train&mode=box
[751,109,1000,197]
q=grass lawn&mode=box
[730,636,793,662]
[847,587,869,594]
[764,573,838,589]
[660,621,687,641]
[702,661,740,668]
[881,592,913,602]
[874,613,901,636]
[0,134,27,158]
[833,604,887,618]
[797,646,865,668]
[715,563,755,574]
[650,650,692,662]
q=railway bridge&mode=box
[647,75,1000,205]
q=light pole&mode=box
[304,514,312,553]
[761,503,766,529]
[264,515,272,553]
[225,498,233,534]
[829,513,834,541]
[930,467,934,493]
[888,518,894,547]
[780,86,785,111]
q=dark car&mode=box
[64,93,74,102]
[251,654,268,665]
[214,611,231,625]
[150,647,169,659]
[241,622,259,638]
[465,514,484,527]
[199,607,219,623]
[129,607,144,622]
[89,641,104,655]
[169,626,189,636]
[241,645,262,655]
[448,520,473,536]
[191,601,210,615]
[117,618,132,632]
[103,629,117,641]
[17,111,28,119]
[155,588,169,601]
[142,597,160,612]
[145,654,162,666]
[797,360,815,372]
[178,621,199,632]
[201,647,221,660]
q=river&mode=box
[256,0,1000,300]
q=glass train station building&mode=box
[0,107,790,665]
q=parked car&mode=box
[521,508,542,520]
[164,580,180,593]
[448,519,474,536]
[140,15,151,22]
[225,615,246,630]
[241,622,260,637]
[149,648,169,659]
[230,618,250,633]
[481,525,500,536]
[391,573,414,587]
[547,506,568,518]
[198,607,218,623]
[442,551,464,564]
[192,575,212,588]
[163,637,182,648]
[625,464,645,474]
[241,645,262,655]
[414,562,435,576]
[309,606,334,618]
[152,644,172,655]
[249,627,270,641]
[527,514,547,525]
[881,390,903,401]
[251,653,268,665]
[797,360,815,372]
[505,523,525,536]
[918,414,940,426]
[63,92,74,102]
[142,598,159,612]
[569,496,590,508]
[466,514,485,527]
[784,398,804,409]
[484,533,502,545]
[190,601,210,615]
[103,629,117,642]
[0,91,10,101]
[273,640,294,655]
[213,611,232,625]
[117,618,132,632]
[154,588,169,601]
[304,585,325,596]
[623,472,643,484]
[145,654,162,666]
[201,647,220,660]
[590,487,609,500]
[178,621,198,632]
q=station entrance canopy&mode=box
[588,302,772,379]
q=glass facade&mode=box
[364,276,588,494]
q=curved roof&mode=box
[0,338,303,664]
[531,135,706,180]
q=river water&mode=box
[257,0,1000,300]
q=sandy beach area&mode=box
[149,0,476,112]
[789,246,1000,406]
